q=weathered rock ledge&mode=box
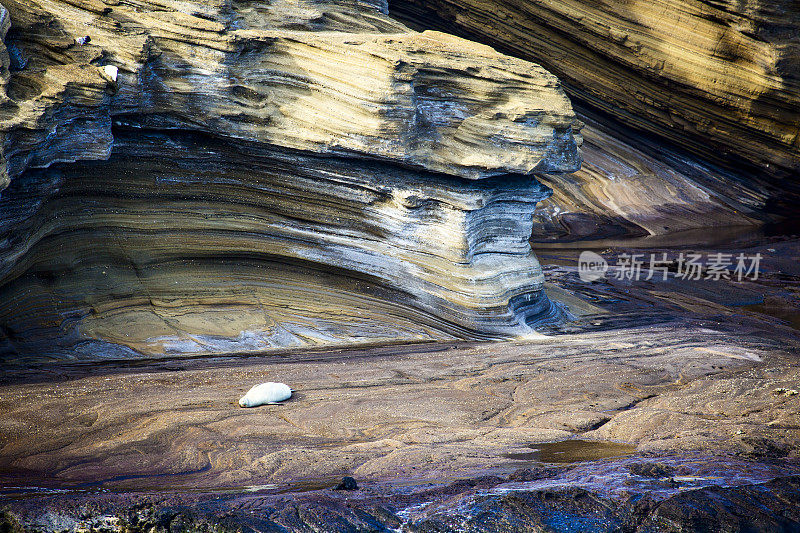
[1,129,565,357]
[0,0,581,184]
[0,0,581,357]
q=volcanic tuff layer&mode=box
[390,0,800,181]
[0,130,561,357]
[0,0,580,357]
[532,110,776,240]
[0,0,581,184]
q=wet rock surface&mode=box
[2,234,800,531]
[2,470,800,532]
[402,476,800,532]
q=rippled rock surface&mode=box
[0,0,581,358]
[390,0,800,181]
[0,0,581,182]
[1,130,563,358]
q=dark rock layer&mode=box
[2,476,799,532]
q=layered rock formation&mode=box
[390,0,800,181]
[532,110,776,240]
[0,0,581,358]
[0,0,581,182]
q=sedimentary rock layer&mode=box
[0,0,581,183]
[0,129,559,358]
[0,0,584,356]
[532,110,776,240]
[390,0,800,180]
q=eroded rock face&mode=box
[532,111,777,240]
[0,130,561,357]
[0,0,581,182]
[390,0,800,181]
[0,0,580,357]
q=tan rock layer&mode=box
[1,325,796,487]
[390,0,800,180]
[0,0,581,183]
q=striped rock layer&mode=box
[390,0,800,181]
[0,0,578,358]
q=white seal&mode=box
[102,65,118,82]
[239,382,292,407]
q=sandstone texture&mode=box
[391,0,800,180]
[0,0,581,182]
[2,325,797,490]
[0,0,582,357]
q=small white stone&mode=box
[239,382,292,407]
[102,64,118,82]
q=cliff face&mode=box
[2,0,792,358]
[0,0,581,183]
[390,0,800,182]
[532,111,775,240]
[0,0,579,358]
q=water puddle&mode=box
[742,302,800,331]
[503,440,636,464]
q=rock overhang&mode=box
[0,1,583,184]
[0,0,580,357]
